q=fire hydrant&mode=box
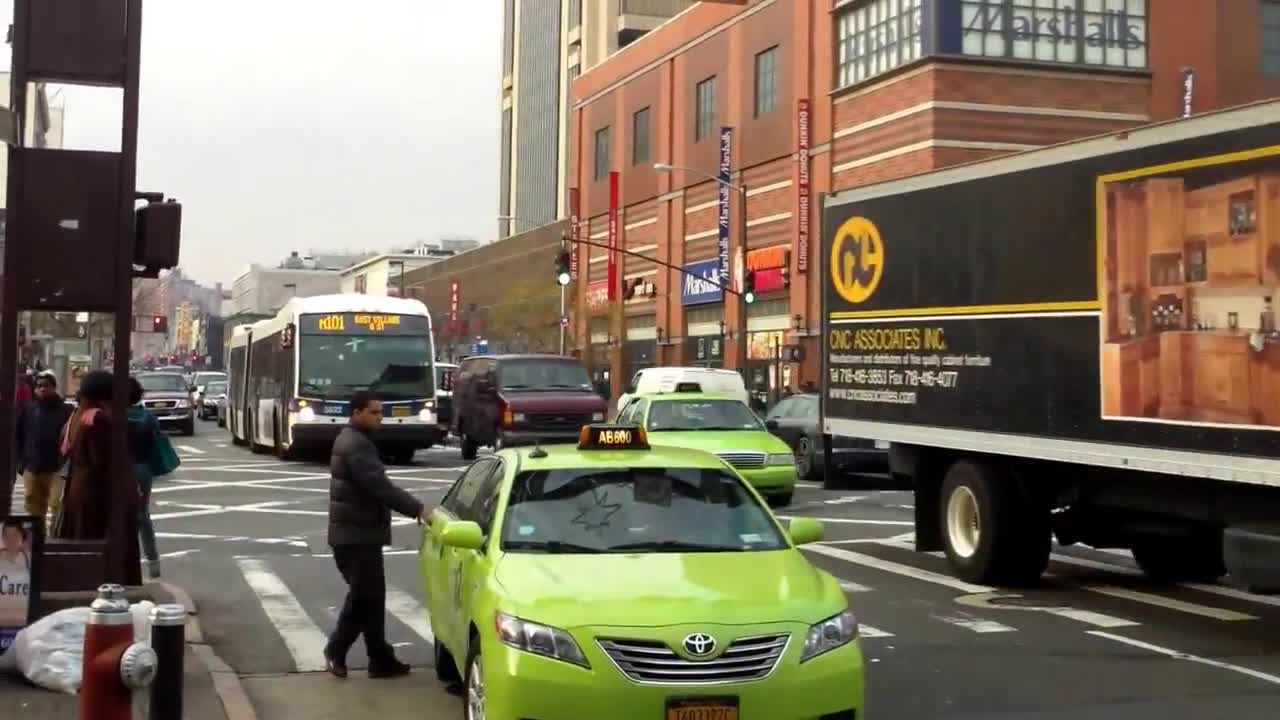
[80,584,158,720]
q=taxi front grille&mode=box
[597,634,789,685]
[715,452,767,469]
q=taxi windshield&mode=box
[647,399,763,432]
[500,467,787,554]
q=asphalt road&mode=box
[155,420,1280,719]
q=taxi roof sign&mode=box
[578,423,649,451]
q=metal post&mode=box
[739,184,749,384]
[149,604,187,720]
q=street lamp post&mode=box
[499,214,567,355]
[654,162,751,378]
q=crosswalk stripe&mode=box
[385,588,434,644]
[933,615,1017,634]
[1043,607,1138,628]
[236,558,328,672]
[1081,584,1257,622]
[804,544,994,594]
[1052,552,1280,610]
[859,625,894,638]
[840,581,873,593]
[177,445,206,455]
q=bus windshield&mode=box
[298,335,433,400]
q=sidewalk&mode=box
[0,581,253,720]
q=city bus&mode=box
[229,294,443,462]
[225,324,255,444]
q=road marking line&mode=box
[176,445,206,455]
[823,496,868,505]
[859,625,893,638]
[236,558,328,673]
[1043,608,1138,628]
[1051,552,1280,609]
[160,549,200,558]
[1088,631,1280,686]
[385,587,434,643]
[803,544,994,594]
[778,515,914,526]
[840,581,873,593]
[1081,585,1257,621]
[933,615,1017,634]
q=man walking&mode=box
[325,391,426,679]
[15,372,71,527]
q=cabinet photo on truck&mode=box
[821,99,1280,593]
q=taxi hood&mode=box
[493,549,843,629]
[648,430,791,456]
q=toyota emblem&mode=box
[682,633,716,657]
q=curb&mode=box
[159,580,259,720]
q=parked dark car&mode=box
[136,371,195,436]
[451,354,607,459]
[764,393,887,486]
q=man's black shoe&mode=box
[368,659,412,679]
[324,654,348,679]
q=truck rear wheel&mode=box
[940,459,1050,587]
[1132,531,1225,583]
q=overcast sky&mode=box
[4,1,502,287]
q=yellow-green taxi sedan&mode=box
[617,392,799,506]
[419,424,864,720]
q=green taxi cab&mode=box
[617,391,798,506]
[419,425,865,720]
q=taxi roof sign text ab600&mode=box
[578,424,649,451]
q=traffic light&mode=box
[554,248,572,287]
[152,315,168,333]
[743,271,757,304]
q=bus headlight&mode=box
[298,407,316,423]
[418,408,436,423]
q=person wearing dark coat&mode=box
[324,390,426,679]
[58,370,121,540]
[15,372,72,526]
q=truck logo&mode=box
[830,216,884,304]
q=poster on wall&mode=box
[0,514,42,660]
[1099,147,1280,429]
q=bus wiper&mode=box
[606,540,740,552]
[503,540,604,554]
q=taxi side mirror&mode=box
[441,520,485,550]
[787,517,824,546]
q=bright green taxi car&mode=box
[617,392,798,506]
[419,425,865,720]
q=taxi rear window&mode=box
[500,468,786,554]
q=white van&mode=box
[615,367,749,418]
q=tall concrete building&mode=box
[499,0,696,238]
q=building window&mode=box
[354,274,367,294]
[1264,1,1280,75]
[960,0,1148,69]
[594,126,611,181]
[569,0,583,29]
[632,107,651,165]
[695,75,717,142]
[836,0,923,88]
[754,46,778,117]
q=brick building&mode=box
[565,0,1280,402]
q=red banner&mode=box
[796,98,811,274]
[568,187,581,281]
[607,171,620,301]
[753,267,788,293]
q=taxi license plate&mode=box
[392,406,411,417]
[665,697,738,720]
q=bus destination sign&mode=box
[300,312,429,336]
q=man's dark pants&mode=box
[325,543,396,667]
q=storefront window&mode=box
[960,0,1147,70]
[836,0,924,88]
[685,334,724,368]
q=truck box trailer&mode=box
[820,99,1280,592]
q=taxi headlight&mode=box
[801,610,858,662]
[298,407,317,423]
[494,611,590,669]
[591,412,605,422]
[767,453,796,466]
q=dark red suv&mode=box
[451,354,607,458]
